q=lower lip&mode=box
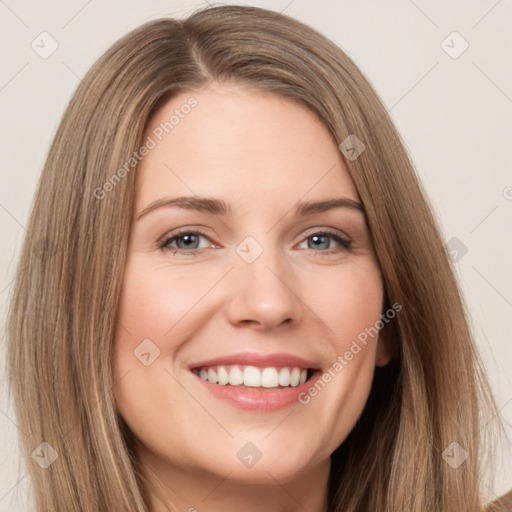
[191,371,322,411]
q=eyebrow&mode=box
[136,195,364,221]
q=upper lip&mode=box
[189,352,321,370]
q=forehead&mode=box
[136,84,359,208]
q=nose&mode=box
[224,244,303,331]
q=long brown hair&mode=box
[6,5,501,511]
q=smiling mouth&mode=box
[191,365,315,389]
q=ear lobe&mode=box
[375,327,395,367]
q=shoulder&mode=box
[486,489,512,512]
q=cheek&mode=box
[327,262,384,388]
[294,262,384,447]
[112,254,225,413]
[113,254,221,361]
[112,257,200,447]
[112,258,186,411]
[303,261,384,349]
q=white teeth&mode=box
[278,367,291,386]
[195,365,311,389]
[229,365,243,386]
[207,368,218,384]
[261,367,279,388]
[217,366,229,385]
[290,367,301,386]
[243,366,261,387]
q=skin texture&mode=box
[113,84,392,512]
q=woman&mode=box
[6,4,506,511]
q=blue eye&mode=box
[159,231,211,253]
[298,231,351,253]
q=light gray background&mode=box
[1,1,511,510]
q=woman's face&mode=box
[113,84,390,490]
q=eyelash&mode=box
[157,228,352,256]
